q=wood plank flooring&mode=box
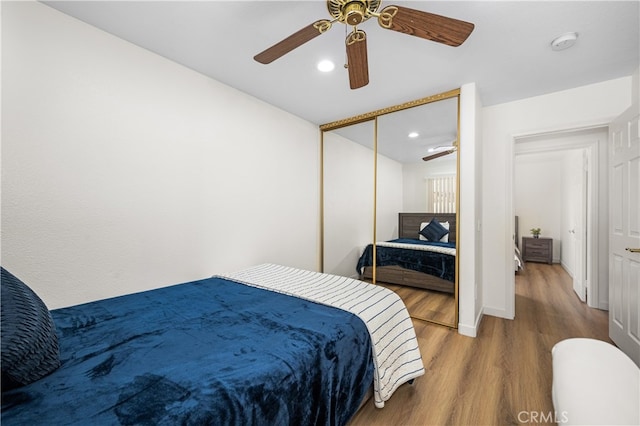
[349,262,610,426]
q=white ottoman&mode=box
[552,338,639,425]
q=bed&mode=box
[357,213,456,294]
[1,264,424,425]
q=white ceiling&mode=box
[330,95,459,163]
[43,0,639,128]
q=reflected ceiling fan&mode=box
[253,0,475,89]
[422,141,457,162]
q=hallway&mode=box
[350,263,609,425]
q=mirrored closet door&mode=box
[321,120,375,278]
[321,89,461,328]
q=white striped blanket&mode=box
[375,241,456,256]
[217,263,425,408]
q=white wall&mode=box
[514,152,564,263]
[323,130,375,278]
[458,82,483,336]
[402,157,456,212]
[514,148,586,269]
[482,76,633,319]
[323,127,404,278]
[634,67,640,109]
[376,154,403,241]
[1,2,319,308]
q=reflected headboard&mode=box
[398,213,457,243]
[515,216,519,248]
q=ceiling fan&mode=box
[254,0,475,90]
[422,142,457,162]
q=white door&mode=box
[573,233,586,301]
[573,149,588,302]
[609,104,640,367]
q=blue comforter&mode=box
[1,277,374,425]
[356,238,456,282]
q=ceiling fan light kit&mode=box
[341,0,369,25]
[328,0,381,24]
[254,0,475,90]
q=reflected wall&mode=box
[322,122,374,278]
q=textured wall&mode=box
[2,2,319,308]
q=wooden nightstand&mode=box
[522,237,553,264]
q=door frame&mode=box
[511,124,609,310]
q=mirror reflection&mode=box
[373,97,458,325]
[322,120,375,277]
[322,90,459,327]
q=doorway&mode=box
[513,126,609,310]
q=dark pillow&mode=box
[419,219,449,242]
[1,267,60,391]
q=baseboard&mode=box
[560,261,574,278]
[483,306,514,320]
[458,307,484,338]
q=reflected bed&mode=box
[358,213,456,294]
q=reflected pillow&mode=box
[419,219,449,242]
[420,221,449,242]
[1,267,61,391]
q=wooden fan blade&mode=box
[422,149,456,162]
[254,20,332,64]
[346,30,369,89]
[379,5,474,47]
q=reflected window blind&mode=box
[427,175,456,213]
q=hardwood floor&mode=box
[349,263,610,426]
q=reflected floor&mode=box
[366,280,456,327]
[369,281,456,326]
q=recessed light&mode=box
[317,60,335,72]
[408,132,419,138]
[551,32,578,51]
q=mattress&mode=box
[221,263,425,408]
[2,266,382,425]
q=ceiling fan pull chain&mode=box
[343,24,348,68]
